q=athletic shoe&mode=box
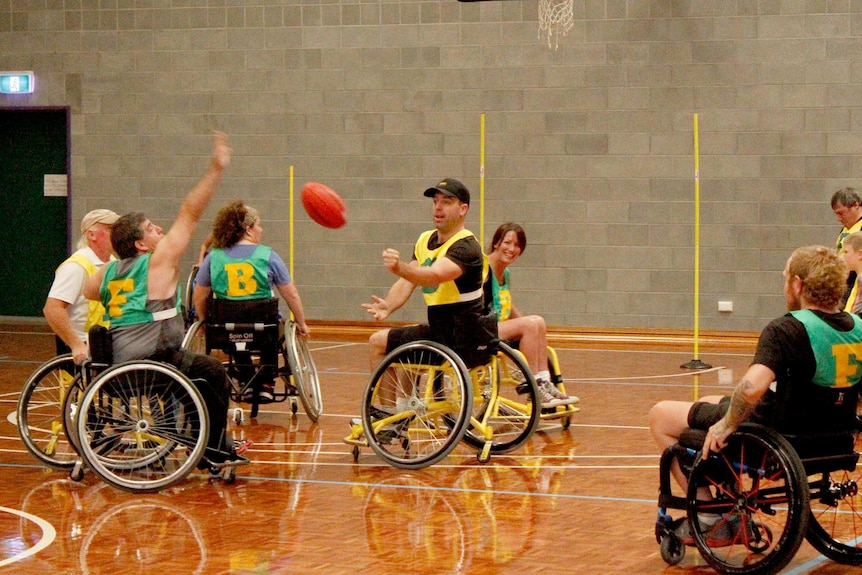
[258,383,275,403]
[536,379,565,407]
[241,383,275,403]
[536,378,579,407]
[675,514,742,547]
[543,379,580,404]
[200,439,252,469]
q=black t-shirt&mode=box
[752,310,859,433]
[412,231,490,365]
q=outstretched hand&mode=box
[362,295,391,321]
[212,130,232,169]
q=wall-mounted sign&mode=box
[0,72,34,94]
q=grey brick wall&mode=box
[2,1,860,331]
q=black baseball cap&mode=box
[423,178,470,205]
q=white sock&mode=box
[535,370,550,382]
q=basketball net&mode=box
[538,0,574,50]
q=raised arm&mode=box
[148,131,232,298]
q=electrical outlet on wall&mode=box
[718,301,733,313]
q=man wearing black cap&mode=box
[362,177,492,373]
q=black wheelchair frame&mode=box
[655,421,862,575]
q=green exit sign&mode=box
[0,72,34,94]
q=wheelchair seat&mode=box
[205,297,280,354]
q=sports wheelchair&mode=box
[18,322,259,492]
[344,339,545,469]
[655,419,862,575]
[182,296,322,422]
[16,326,228,492]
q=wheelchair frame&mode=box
[344,340,543,469]
[182,318,322,423]
[182,265,321,422]
[655,422,862,575]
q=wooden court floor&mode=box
[0,324,858,575]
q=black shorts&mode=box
[385,324,434,354]
[384,317,498,368]
[687,396,731,430]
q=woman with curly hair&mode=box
[194,200,309,402]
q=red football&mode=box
[301,182,346,229]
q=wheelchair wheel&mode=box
[284,321,322,422]
[61,369,87,458]
[460,342,541,455]
[182,265,199,326]
[75,361,209,493]
[805,433,862,564]
[181,319,207,355]
[17,354,84,470]
[362,341,472,469]
[687,424,809,575]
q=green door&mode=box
[0,108,69,317]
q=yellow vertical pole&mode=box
[289,165,295,321]
[480,113,485,248]
[682,113,711,377]
[693,114,700,358]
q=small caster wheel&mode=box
[70,460,85,482]
[290,398,298,415]
[352,445,360,462]
[660,533,685,565]
[561,415,571,429]
[233,407,244,425]
[223,466,236,484]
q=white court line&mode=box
[308,341,363,352]
[0,507,56,567]
[245,458,659,471]
[565,366,726,382]
[552,346,752,358]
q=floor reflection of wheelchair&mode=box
[181,296,322,422]
[655,421,862,575]
[344,340,542,469]
[79,494,208,575]
[354,460,538,573]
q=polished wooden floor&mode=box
[0,323,858,574]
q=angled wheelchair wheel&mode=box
[461,342,541,455]
[687,424,809,575]
[61,369,87,459]
[181,319,207,355]
[805,431,862,565]
[284,321,322,422]
[17,354,84,470]
[362,341,472,469]
[182,265,200,327]
[75,361,209,493]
